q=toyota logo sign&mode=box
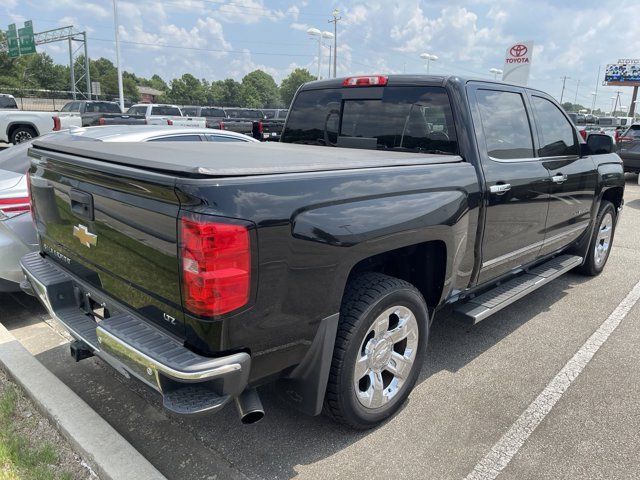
[510,44,528,57]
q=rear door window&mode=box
[206,134,247,142]
[282,86,458,155]
[147,135,203,142]
[475,89,534,159]
[531,96,579,157]
[0,96,17,109]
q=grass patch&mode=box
[0,386,73,480]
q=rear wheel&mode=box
[10,125,37,144]
[324,273,428,429]
[577,200,616,276]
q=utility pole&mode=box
[328,9,341,78]
[612,90,621,116]
[113,0,124,110]
[560,75,570,104]
[574,79,580,104]
[592,65,601,114]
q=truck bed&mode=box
[31,138,462,177]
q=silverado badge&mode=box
[73,224,97,248]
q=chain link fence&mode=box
[0,87,121,111]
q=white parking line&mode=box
[465,278,640,480]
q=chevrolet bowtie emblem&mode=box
[73,224,97,248]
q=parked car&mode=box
[126,104,206,128]
[20,75,623,430]
[0,126,255,290]
[0,109,82,144]
[0,142,37,291]
[261,108,288,141]
[617,124,640,173]
[224,108,265,139]
[181,106,226,129]
[60,100,146,127]
[567,112,588,140]
[0,94,18,109]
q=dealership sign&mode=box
[502,41,534,85]
[604,59,640,87]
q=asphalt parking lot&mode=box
[1,176,639,480]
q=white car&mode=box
[0,109,82,144]
[126,104,206,128]
[0,125,257,291]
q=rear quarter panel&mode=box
[176,162,480,380]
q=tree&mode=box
[167,73,206,104]
[241,70,280,108]
[210,79,242,106]
[279,68,316,107]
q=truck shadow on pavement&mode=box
[0,271,592,480]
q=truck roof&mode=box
[31,138,461,177]
[299,74,550,96]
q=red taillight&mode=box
[180,215,251,317]
[98,117,106,125]
[167,119,174,126]
[52,116,61,131]
[219,121,225,130]
[342,75,388,87]
[257,120,263,134]
[579,129,587,140]
[619,136,633,143]
[0,196,30,215]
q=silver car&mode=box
[0,126,258,291]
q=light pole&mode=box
[307,28,334,80]
[112,0,124,110]
[610,96,616,115]
[420,53,438,74]
[489,68,503,80]
[590,91,597,114]
[328,9,341,78]
[559,76,570,104]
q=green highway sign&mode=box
[6,23,19,58]
[18,20,36,55]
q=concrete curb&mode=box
[0,322,167,480]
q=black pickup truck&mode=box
[60,100,146,127]
[21,75,624,429]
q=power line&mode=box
[87,36,314,58]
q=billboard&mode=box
[604,60,640,87]
[502,41,534,86]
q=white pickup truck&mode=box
[126,104,206,128]
[0,110,82,144]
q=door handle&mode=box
[489,183,511,195]
[552,174,568,184]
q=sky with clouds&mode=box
[1,0,638,112]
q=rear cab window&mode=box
[151,106,182,116]
[182,107,199,116]
[281,85,458,155]
[127,105,149,115]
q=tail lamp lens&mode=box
[180,216,251,317]
[52,116,61,131]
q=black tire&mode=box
[324,273,429,429]
[577,200,616,276]
[10,125,37,144]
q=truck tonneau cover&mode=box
[31,138,462,177]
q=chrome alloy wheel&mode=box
[594,212,613,268]
[354,305,419,409]
[14,130,34,143]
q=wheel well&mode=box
[346,241,447,309]
[602,187,623,212]
[8,123,38,139]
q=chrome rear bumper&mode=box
[20,251,251,415]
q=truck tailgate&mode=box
[28,145,185,337]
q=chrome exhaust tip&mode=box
[234,387,264,424]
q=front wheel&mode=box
[577,200,616,276]
[324,273,429,429]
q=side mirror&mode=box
[585,133,614,155]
